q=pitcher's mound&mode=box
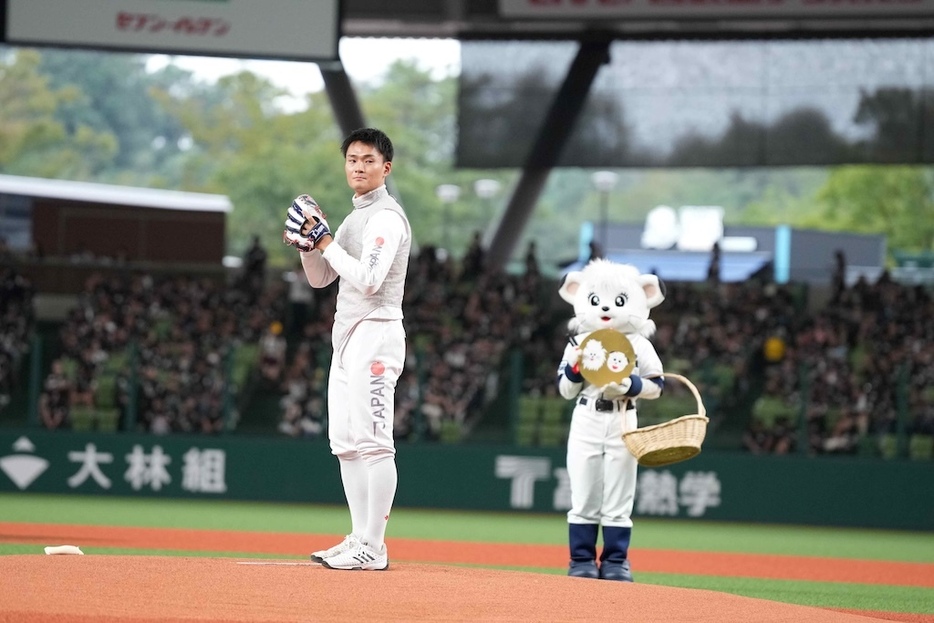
[0,555,895,623]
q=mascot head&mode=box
[558,259,665,338]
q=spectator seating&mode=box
[70,405,119,432]
[439,419,463,443]
[14,241,929,461]
[878,434,899,460]
[514,395,571,447]
[33,269,277,435]
[233,343,260,390]
[751,395,794,428]
[909,434,933,460]
[45,354,120,432]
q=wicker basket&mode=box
[622,373,709,468]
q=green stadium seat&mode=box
[666,392,702,419]
[154,317,173,340]
[59,357,79,381]
[752,395,793,427]
[95,408,120,432]
[440,419,461,443]
[540,398,566,424]
[908,434,933,461]
[666,358,691,375]
[69,406,96,432]
[636,398,665,425]
[518,396,542,424]
[878,434,898,459]
[94,374,118,409]
[848,344,870,374]
[515,422,536,446]
[712,364,735,395]
[538,422,566,447]
[233,343,260,387]
[103,349,129,375]
[70,405,120,432]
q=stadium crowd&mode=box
[10,233,930,459]
[0,241,36,416]
[36,266,286,434]
[274,236,550,442]
[270,238,931,458]
[745,272,933,456]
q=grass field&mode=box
[1,493,932,615]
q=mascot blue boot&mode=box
[599,526,634,582]
[568,523,599,578]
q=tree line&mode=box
[0,45,930,269]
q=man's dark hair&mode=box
[341,127,394,162]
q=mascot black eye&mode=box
[615,294,627,307]
[589,293,600,306]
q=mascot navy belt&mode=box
[578,397,633,413]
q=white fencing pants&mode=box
[327,318,405,459]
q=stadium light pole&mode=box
[435,183,461,253]
[473,179,502,244]
[591,171,618,255]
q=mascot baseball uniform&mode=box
[556,259,666,581]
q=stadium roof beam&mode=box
[319,61,404,205]
[340,0,934,39]
[320,62,367,139]
[485,35,611,272]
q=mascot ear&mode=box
[639,274,666,309]
[559,271,584,304]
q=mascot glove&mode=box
[602,376,633,398]
[562,343,581,368]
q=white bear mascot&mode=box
[556,259,666,582]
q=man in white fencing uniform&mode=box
[283,127,411,571]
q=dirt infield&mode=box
[2,522,932,623]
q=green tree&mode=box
[37,48,191,183]
[359,60,464,253]
[0,47,117,178]
[160,71,346,264]
[811,165,934,253]
[16,46,931,269]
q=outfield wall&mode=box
[0,430,930,531]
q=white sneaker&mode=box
[309,534,359,564]
[321,541,389,571]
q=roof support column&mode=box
[320,62,366,138]
[486,36,611,272]
[320,62,403,200]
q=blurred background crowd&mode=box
[1,235,931,461]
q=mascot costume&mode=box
[556,259,666,581]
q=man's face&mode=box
[344,141,391,196]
